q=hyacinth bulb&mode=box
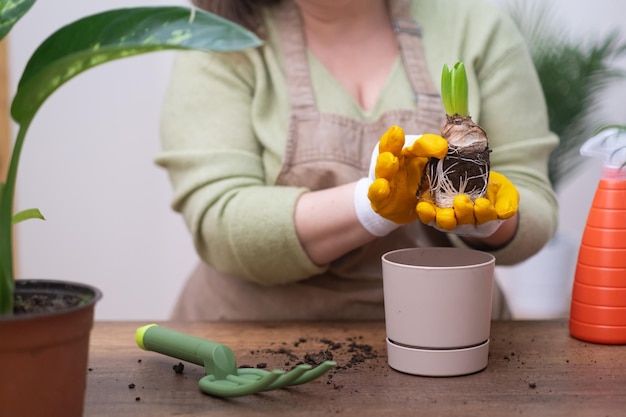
[420,62,490,208]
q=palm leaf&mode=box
[506,1,626,190]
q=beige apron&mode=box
[172,0,505,321]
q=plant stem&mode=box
[0,119,30,315]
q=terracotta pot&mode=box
[0,279,102,417]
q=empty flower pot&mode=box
[382,247,495,376]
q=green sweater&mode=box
[157,0,559,286]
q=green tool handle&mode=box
[136,324,237,379]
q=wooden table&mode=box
[85,321,626,416]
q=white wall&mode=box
[8,0,626,320]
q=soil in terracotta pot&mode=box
[13,293,86,315]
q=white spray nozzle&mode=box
[581,127,626,170]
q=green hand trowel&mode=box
[136,324,336,398]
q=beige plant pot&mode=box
[382,247,495,376]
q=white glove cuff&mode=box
[354,177,399,237]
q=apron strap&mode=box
[389,0,441,100]
[276,1,318,118]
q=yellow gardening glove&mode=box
[367,125,448,224]
[416,171,520,237]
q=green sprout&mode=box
[441,62,469,117]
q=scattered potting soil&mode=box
[136,335,378,395]
[172,362,185,374]
[243,335,379,389]
[12,293,85,315]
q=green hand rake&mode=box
[136,324,336,398]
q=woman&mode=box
[156,0,558,320]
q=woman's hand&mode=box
[366,125,520,239]
[367,125,448,224]
[417,171,520,237]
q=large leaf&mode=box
[0,0,35,41]
[11,6,262,124]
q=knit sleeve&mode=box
[156,50,326,285]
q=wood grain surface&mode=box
[85,320,626,417]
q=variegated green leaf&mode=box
[0,0,35,41]
[11,6,262,124]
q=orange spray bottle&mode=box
[569,128,626,344]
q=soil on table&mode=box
[240,335,380,390]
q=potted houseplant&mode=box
[0,1,261,416]
[495,1,626,319]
